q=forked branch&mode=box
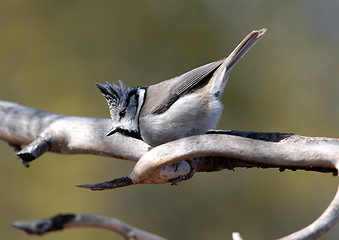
[2,100,339,239]
[1,100,338,189]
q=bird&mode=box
[96,29,266,147]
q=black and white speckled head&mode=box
[96,81,146,139]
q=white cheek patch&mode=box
[136,88,146,118]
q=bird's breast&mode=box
[139,93,222,146]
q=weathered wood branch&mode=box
[2,99,339,239]
[77,133,338,190]
[11,182,339,240]
[277,185,339,240]
[1,99,338,186]
[12,213,167,240]
[131,133,339,182]
[0,100,149,166]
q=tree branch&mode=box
[2,99,339,239]
[277,185,339,240]
[0,100,149,166]
[232,232,244,240]
[78,134,338,190]
[1,100,338,188]
[12,186,339,240]
[130,134,339,183]
[12,213,167,240]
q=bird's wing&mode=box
[148,28,266,115]
[151,59,224,115]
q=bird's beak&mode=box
[106,127,118,137]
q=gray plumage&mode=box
[97,29,266,146]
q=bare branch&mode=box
[13,188,339,240]
[16,136,50,167]
[12,213,167,240]
[277,185,339,240]
[78,134,339,190]
[1,100,338,190]
[129,134,339,184]
[2,100,339,239]
[0,100,149,165]
[232,232,244,240]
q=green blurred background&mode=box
[0,1,338,239]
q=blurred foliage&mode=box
[0,0,338,240]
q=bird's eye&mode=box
[119,110,126,118]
